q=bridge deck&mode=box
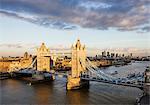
[81,77,143,89]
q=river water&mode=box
[0,61,149,105]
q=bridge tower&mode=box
[143,67,150,95]
[37,43,50,72]
[71,39,86,77]
[67,39,89,90]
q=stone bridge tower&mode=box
[67,39,89,90]
[71,39,86,77]
[37,43,50,72]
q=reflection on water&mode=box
[1,61,149,105]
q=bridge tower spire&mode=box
[67,39,89,90]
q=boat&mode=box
[22,72,54,84]
[111,71,118,75]
[0,72,11,80]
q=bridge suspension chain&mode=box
[79,58,116,81]
[85,58,116,80]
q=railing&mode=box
[81,74,143,89]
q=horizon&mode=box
[0,42,149,57]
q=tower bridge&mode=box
[65,39,147,91]
[12,39,150,95]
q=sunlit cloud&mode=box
[0,43,23,48]
[0,0,149,32]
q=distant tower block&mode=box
[37,43,50,72]
[71,39,86,77]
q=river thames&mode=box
[1,61,149,105]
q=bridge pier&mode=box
[67,76,89,90]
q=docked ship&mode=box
[23,72,54,84]
[11,69,34,78]
[0,72,11,80]
[11,69,54,84]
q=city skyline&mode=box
[0,0,150,56]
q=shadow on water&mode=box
[31,81,55,104]
[66,88,90,104]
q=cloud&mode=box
[0,0,150,32]
[0,43,39,49]
[0,43,23,48]
[0,43,149,57]
[141,26,150,32]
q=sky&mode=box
[0,0,150,57]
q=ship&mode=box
[111,71,118,75]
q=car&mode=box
[117,80,121,83]
[112,80,116,83]
[97,78,101,80]
[121,81,125,83]
[92,77,96,79]
[127,81,130,84]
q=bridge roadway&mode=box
[81,77,143,90]
[12,70,144,90]
[50,72,144,90]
